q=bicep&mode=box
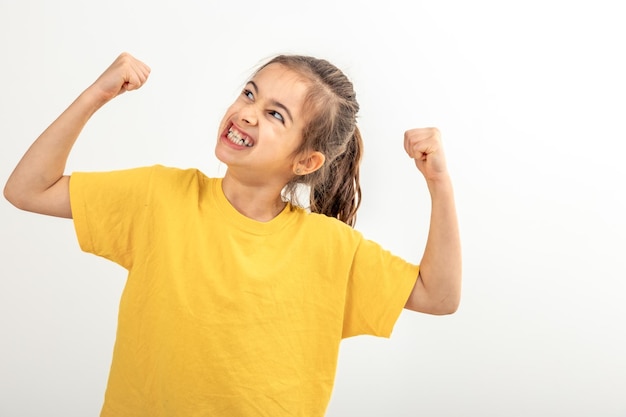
[18,175,72,219]
[405,273,439,314]
[404,271,459,315]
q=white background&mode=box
[1,1,625,416]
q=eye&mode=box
[242,89,254,100]
[269,110,284,123]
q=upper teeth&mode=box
[227,128,252,147]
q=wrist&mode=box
[80,84,116,110]
[425,173,454,196]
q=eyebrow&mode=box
[247,81,294,123]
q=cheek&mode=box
[289,126,305,149]
[218,105,236,130]
[284,132,305,155]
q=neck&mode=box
[221,171,287,222]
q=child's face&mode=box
[215,63,310,185]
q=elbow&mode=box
[439,280,462,315]
[405,288,461,315]
[406,270,462,315]
[4,181,29,211]
[430,293,461,315]
[427,269,462,315]
[439,296,461,315]
[3,182,18,207]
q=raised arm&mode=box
[3,52,151,218]
[403,127,462,315]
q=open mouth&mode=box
[226,124,253,147]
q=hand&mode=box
[404,127,448,182]
[89,52,151,103]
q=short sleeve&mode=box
[69,166,156,270]
[342,238,419,338]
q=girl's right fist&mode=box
[91,52,151,102]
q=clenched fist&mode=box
[404,127,448,182]
[89,52,151,103]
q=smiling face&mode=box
[215,63,312,185]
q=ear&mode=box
[293,151,325,176]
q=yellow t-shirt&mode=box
[70,165,419,417]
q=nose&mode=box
[239,103,258,125]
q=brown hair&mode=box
[255,55,363,227]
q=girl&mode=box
[4,52,461,416]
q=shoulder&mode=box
[72,164,209,183]
[138,165,219,193]
[148,164,209,182]
[295,209,364,244]
[71,164,218,202]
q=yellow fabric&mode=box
[70,165,419,417]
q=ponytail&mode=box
[310,127,363,227]
[261,54,363,226]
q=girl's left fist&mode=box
[403,127,448,181]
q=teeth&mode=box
[227,128,252,147]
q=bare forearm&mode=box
[7,90,104,193]
[418,175,462,312]
[403,128,462,314]
[3,89,106,215]
[4,52,151,217]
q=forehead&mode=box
[253,62,308,86]
[251,63,310,105]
